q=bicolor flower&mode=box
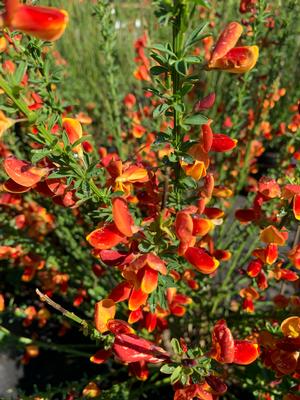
[210,320,259,365]
[208,22,259,73]
[3,156,48,193]
[1,0,68,41]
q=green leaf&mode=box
[181,84,193,96]
[14,61,28,85]
[150,65,168,76]
[173,103,185,113]
[174,60,187,76]
[61,130,70,148]
[180,373,189,385]
[153,103,169,118]
[150,52,167,66]
[154,132,170,144]
[72,135,91,149]
[31,149,50,163]
[179,153,194,164]
[160,364,176,375]
[184,114,208,125]
[171,338,183,355]
[159,275,175,288]
[152,43,177,58]
[148,291,157,313]
[181,139,199,152]
[184,55,203,64]
[170,366,182,384]
[47,171,73,179]
[185,22,209,49]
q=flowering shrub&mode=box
[0,0,299,399]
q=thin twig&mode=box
[161,167,170,211]
[36,288,88,329]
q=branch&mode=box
[35,289,102,342]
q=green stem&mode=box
[0,75,37,122]
[89,177,106,201]
[171,0,187,199]
[172,0,185,147]
[0,325,92,357]
[35,289,101,340]
[211,239,248,315]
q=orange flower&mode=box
[62,118,83,157]
[175,210,196,255]
[185,247,219,274]
[109,161,149,195]
[109,281,132,303]
[94,299,116,333]
[210,134,237,152]
[112,197,137,237]
[281,316,300,338]
[166,288,192,317]
[201,119,213,152]
[208,22,259,73]
[233,340,260,365]
[211,320,259,365]
[113,333,169,364]
[124,253,167,301]
[192,216,212,237]
[0,293,4,312]
[247,259,263,277]
[180,159,206,180]
[90,348,112,365]
[260,225,287,246]
[194,93,216,112]
[3,156,48,188]
[210,319,235,363]
[82,382,101,398]
[293,194,300,220]
[210,22,243,63]
[0,36,7,53]
[0,111,15,138]
[288,245,300,270]
[2,0,68,41]
[86,223,125,250]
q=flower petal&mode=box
[4,2,68,41]
[209,46,259,74]
[94,299,116,333]
[210,22,243,63]
[140,267,159,294]
[128,287,148,311]
[3,156,48,187]
[109,281,132,303]
[281,316,300,338]
[90,349,111,364]
[260,225,287,246]
[233,340,259,365]
[113,333,169,364]
[211,320,235,363]
[185,247,219,274]
[112,197,135,237]
[86,223,124,249]
[293,194,300,220]
[211,134,237,152]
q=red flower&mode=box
[112,333,169,364]
[2,0,68,41]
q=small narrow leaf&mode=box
[184,114,208,125]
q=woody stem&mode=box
[35,289,101,339]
